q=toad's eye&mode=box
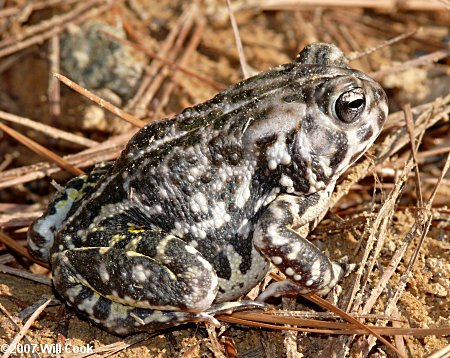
[334,88,366,123]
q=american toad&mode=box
[28,43,388,335]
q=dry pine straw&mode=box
[0,1,450,357]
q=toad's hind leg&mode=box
[51,230,220,335]
[54,272,219,335]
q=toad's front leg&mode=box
[253,186,351,300]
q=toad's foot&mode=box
[206,300,268,316]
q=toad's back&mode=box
[28,43,388,335]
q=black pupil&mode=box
[348,98,364,109]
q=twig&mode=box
[240,0,448,11]
[0,254,15,265]
[135,6,196,118]
[363,113,446,356]
[0,110,98,147]
[348,28,420,61]
[306,295,403,357]
[0,121,84,176]
[404,104,424,207]
[0,0,81,18]
[0,303,38,358]
[1,297,52,358]
[338,23,372,72]
[0,0,114,59]
[0,210,40,229]
[102,30,225,91]
[282,296,298,358]
[436,0,450,10]
[0,231,34,262]
[418,144,450,159]
[267,272,405,356]
[427,344,450,358]
[370,48,450,80]
[221,311,450,335]
[392,307,407,357]
[400,152,450,292]
[125,8,190,116]
[0,132,133,189]
[0,264,51,285]
[0,0,101,50]
[48,33,61,117]
[0,50,30,74]
[360,159,414,314]
[82,333,150,356]
[154,18,206,117]
[226,0,250,79]
[54,73,145,128]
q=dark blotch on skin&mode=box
[178,105,223,131]
[302,114,318,134]
[186,155,199,165]
[286,159,310,193]
[255,133,277,148]
[284,131,311,193]
[70,177,88,191]
[281,82,308,103]
[251,106,273,126]
[209,136,225,165]
[230,87,261,103]
[282,93,305,103]
[181,185,193,196]
[229,234,254,274]
[310,155,329,184]
[93,296,112,321]
[274,200,295,224]
[225,146,243,165]
[297,192,320,218]
[328,130,349,170]
[72,285,94,306]
[214,251,232,280]
[201,172,212,183]
[357,125,374,142]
